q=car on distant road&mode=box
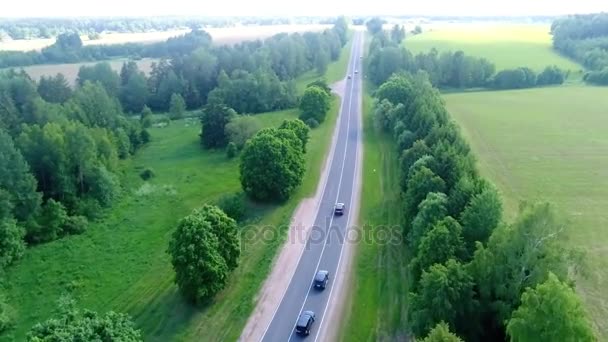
[347,74,351,79]
[334,202,345,216]
[295,310,316,336]
[355,69,358,74]
[314,270,329,290]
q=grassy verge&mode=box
[444,85,608,339]
[339,83,409,341]
[1,38,349,341]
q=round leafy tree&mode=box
[279,119,310,152]
[299,85,330,124]
[168,204,240,304]
[239,128,305,202]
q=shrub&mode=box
[217,192,246,221]
[139,167,155,180]
[305,118,319,128]
[226,142,238,159]
[63,215,89,235]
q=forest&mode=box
[551,12,608,85]
[0,18,347,339]
[367,24,594,341]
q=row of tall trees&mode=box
[367,29,565,89]
[552,13,608,85]
[371,71,593,340]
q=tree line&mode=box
[551,13,608,85]
[373,70,594,342]
[369,31,594,339]
[366,22,566,90]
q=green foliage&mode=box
[217,192,246,222]
[226,142,238,159]
[421,322,464,342]
[299,85,330,124]
[0,128,41,223]
[168,204,240,304]
[409,259,477,338]
[140,105,153,128]
[506,273,595,342]
[584,67,608,85]
[304,118,319,128]
[410,217,464,282]
[32,199,68,243]
[390,24,406,44]
[552,13,608,71]
[77,62,120,96]
[37,74,72,104]
[460,185,502,256]
[306,79,332,95]
[140,168,155,181]
[366,17,386,35]
[169,93,186,120]
[208,69,297,114]
[200,103,236,148]
[469,203,578,332]
[224,115,261,149]
[27,296,142,341]
[239,128,305,202]
[536,65,566,86]
[120,67,149,113]
[0,217,25,269]
[403,167,445,230]
[279,119,310,152]
[0,296,14,334]
[408,192,448,251]
[491,67,537,89]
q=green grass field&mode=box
[339,83,409,341]
[1,39,350,341]
[444,85,608,339]
[406,24,582,72]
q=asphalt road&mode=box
[260,31,364,342]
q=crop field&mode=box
[406,23,582,72]
[1,39,350,341]
[444,85,608,339]
[0,24,331,52]
[15,58,158,85]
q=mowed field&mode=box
[444,85,608,339]
[1,38,351,341]
[406,23,582,72]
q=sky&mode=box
[1,0,607,18]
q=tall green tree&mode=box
[409,192,448,251]
[168,205,239,304]
[506,273,595,342]
[120,70,149,113]
[460,185,502,256]
[200,103,236,148]
[299,85,330,124]
[76,62,120,96]
[409,259,478,339]
[239,128,305,202]
[37,73,72,103]
[403,166,446,232]
[0,128,41,223]
[169,93,186,120]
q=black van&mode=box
[295,310,316,336]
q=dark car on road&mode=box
[295,310,316,336]
[334,202,345,216]
[314,270,329,290]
